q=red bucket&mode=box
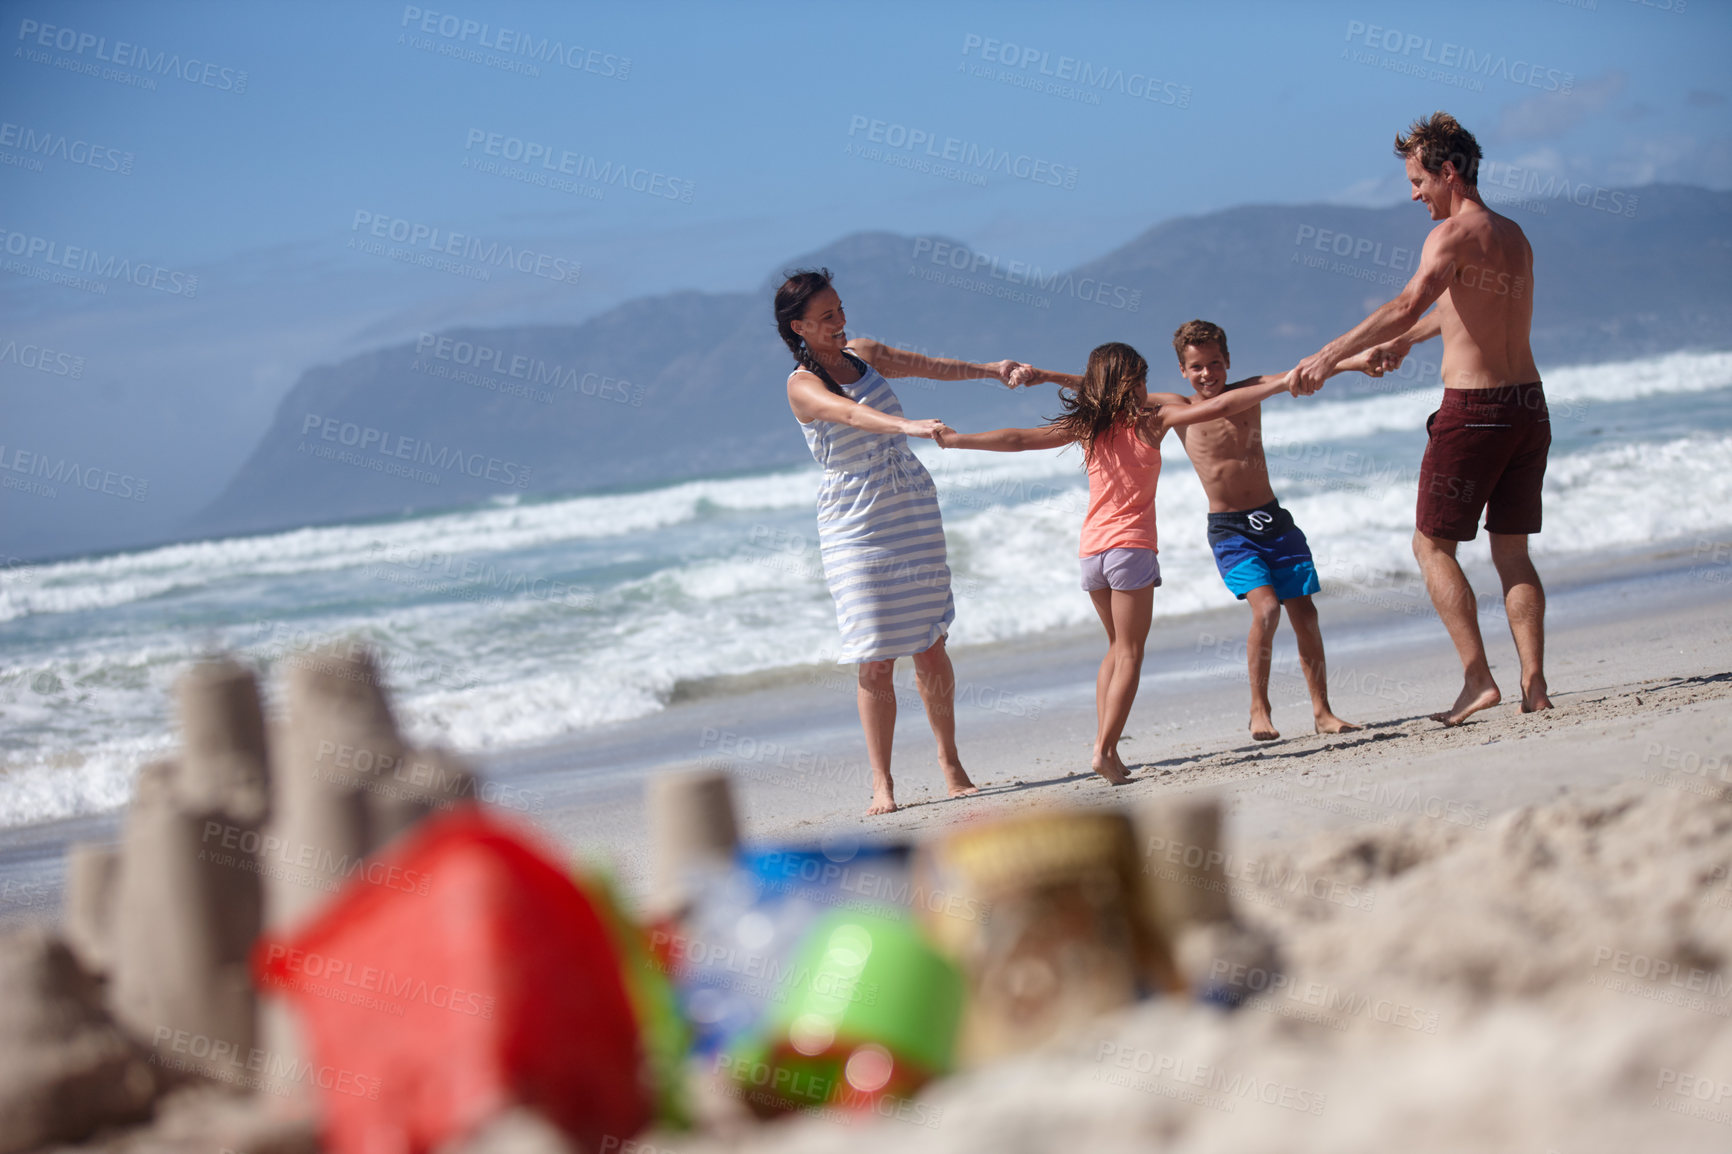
[254,807,650,1154]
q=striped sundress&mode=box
[795,352,955,663]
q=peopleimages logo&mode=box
[1341,20,1574,93]
[0,121,133,174]
[0,442,148,501]
[959,34,1192,108]
[0,228,198,297]
[0,337,83,378]
[908,238,1141,312]
[398,6,630,79]
[15,18,249,92]
[462,130,694,202]
[846,115,1079,189]
[349,211,581,285]
[298,413,533,489]
[413,332,644,406]
[1479,161,1639,219]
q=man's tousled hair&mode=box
[1395,111,1481,187]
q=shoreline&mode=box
[4,536,1726,923]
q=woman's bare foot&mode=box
[866,767,898,815]
[1431,677,1501,726]
[866,783,898,815]
[1249,710,1280,741]
[1314,712,1361,734]
[1520,675,1553,713]
[941,760,979,799]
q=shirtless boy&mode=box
[1172,320,1363,740]
[1016,330,1374,741]
[1294,111,1553,726]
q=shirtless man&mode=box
[1293,112,1553,726]
[1171,320,1363,740]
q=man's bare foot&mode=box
[866,784,898,816]
[1520,676,1553,714]
[941,761,979,799]
[1250,711,1280,741]
[1314,713,1361,734]
[1431,678,1501,726]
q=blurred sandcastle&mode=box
[1,647,490,1153]
[0,647,1278,1154]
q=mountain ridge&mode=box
[190,184,1732,540]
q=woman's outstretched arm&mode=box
[786,371,953,439]
[847,338,1025,387]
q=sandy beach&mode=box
[3,539,1728,1153]
[586,542,1730,1154]
[2,540,1727,918]
[493,539,1732,890]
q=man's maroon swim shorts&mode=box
[1416,381,1550,541]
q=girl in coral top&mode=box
[936,342,1297,784]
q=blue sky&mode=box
[3,0,1729,557]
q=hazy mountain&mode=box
[192,185,1732,539]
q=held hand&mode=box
[1008,362,1039,388]
[904,417,955,442]
[1293,351,1335,396]
[933,425,953,448]
[1366,338,1411,376]
[987,359,1021,387]
[1283,367,1303,397]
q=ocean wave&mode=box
[3,352,1731,830]
[1260,348,1732,446]
[1,469,821,623]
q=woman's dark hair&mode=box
[1049,342,1151,464]
[774,267,846,396]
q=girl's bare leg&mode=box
[1088,585,1154,783]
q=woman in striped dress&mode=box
[775,268,1028,815]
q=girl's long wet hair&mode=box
[774,268,847,397]
[1050,342,1151,464]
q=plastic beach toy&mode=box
[573,865,693,1129]
[253,807,650,1154]
[723,908,963,1117]
[669,841,914,1057]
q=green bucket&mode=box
[731,908,964,1112]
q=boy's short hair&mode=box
[1172,319,1229,364]
[1394,111,1481,187]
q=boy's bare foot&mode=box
[1250,711,1280,741]
[1520,675,1553,714]
[941,761,979,799]
[1431,678,1501,726]
[1314,713,1361,734]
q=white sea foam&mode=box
[1260,348,1732,446]
[3,351,1730,830]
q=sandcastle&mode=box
[1,647,485,1153]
